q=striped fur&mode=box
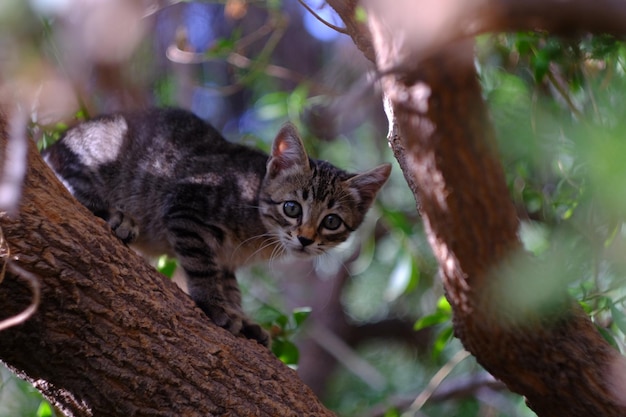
[44,107,391,346]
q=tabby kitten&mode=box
[44,107,391,346]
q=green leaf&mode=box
[604,222,620,248]
[381,208,414,235]
[432,325,454,360]
[610,302,626,335]
[414,311,449,330]
[596,325,620,351]
[292,307,312,327]
[578,300,592,315]
[354,6,368,23]
[255,305,286,327]
[255,91,289,120]
[272,339,299,366]
[36,401,53,417]
[514,34,534,55]
[415,296,452,330]
[384,251,414,302]
[383,407,401,417]
[156,256,177,278]
[287,84,309,121]
[530,39,562,82]
[436,295,451,313]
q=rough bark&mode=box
[325,1,626,416]
[0,113,333,416]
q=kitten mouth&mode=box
[285,244,314,257]
[293,247,311,256]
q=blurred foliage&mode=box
[2,1,626,417]
[256,305,312,365]
[478,32,626,356]
[0,366,55,417]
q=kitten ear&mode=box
[267,123,309,178]
[347,163,392,209]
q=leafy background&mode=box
[1,1,626,416]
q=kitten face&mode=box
[259,123,391,258]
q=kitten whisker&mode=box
[250,236,281,262]
[234,233,282,265]
[232,233,271,255]
[268,244,287,272]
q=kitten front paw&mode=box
[200,303,270,347]
[108,210,139,244]
[241,320,270,347]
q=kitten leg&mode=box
[221,271,270,347]
[164,210,269,346]
[185,264,269,347]
[107,210,139,244]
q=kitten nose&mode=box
[298,236,314,247]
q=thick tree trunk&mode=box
[327,1,626,416]
[0,112,333,416]
[377,39,626,417]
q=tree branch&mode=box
[478,0,626,36]
[327,0,626,73]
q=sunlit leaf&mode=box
[384,250,414,302]
[292,307,312,327]
[436,296,451,314]
[272,339,299,366]
[432,325,454,360]
[36,401,53,417]
[156,256,177,278]
[519,221,550,256]
[354,6,368,23]
[578,300,592,315]
[414,313,448,331]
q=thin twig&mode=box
[310,322,386,390]
[297,0,348,34]
[236,21,276,52]
[363,372,504,417]
[405,349,471,415]
[0,263,41,331]
[166,47,335,96]
[546,66,584,120]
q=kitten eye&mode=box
[283,201,302,218]
[322,214,342,230]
